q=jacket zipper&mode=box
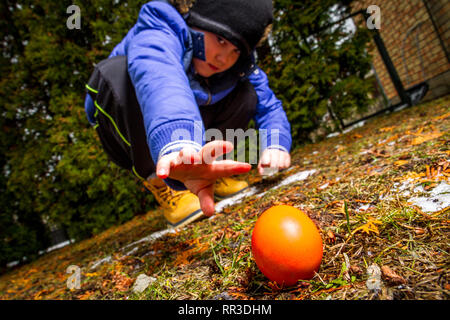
[203,78,212,105]
[205,88,212,105]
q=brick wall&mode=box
[352,0,450,101]
[427,0,450,55]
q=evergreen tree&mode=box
[0,0,152,268]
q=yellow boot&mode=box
[214,177,249,200]
[143,178,204,228]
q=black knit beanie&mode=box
[186,0,273,56]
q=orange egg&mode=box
[251,205,323,286]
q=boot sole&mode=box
[166,209,205,229]
[214,186,249,201]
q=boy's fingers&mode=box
[201,140,234,164]
[259,166,267,176]
[270,151,279,169]
[260,150,271,166]
[156,159,171,179]
[179,147,201,165]
[156,152,181,178]
[196,185,215,216]
[285,155,291,169]
[258,149,291,174]
[280,152,290,169]
[257,162,264,175]
[258,150,273,175]
[277,151,284,168]
[210,160,252,177]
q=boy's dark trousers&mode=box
[86,55,257,180]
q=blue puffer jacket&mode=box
[85,0,291,168]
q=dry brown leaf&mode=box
[378,134,399,146]
[336,146,346,153]
[394,160,409,166]
[83,272,98,278]
[433,112,450,121]
[172,238,209,266]
[381,266,407,284]
[349,265,363,274]
[78,290,95,300]
[351,218,382,236]
[410,131,443,145]
[112,272,134,292]
[326,230,336,244]
[379,126,395,132]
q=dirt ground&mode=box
[0,95,448,300]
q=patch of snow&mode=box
[285,166,297,173]
[8,239,75,269]
[7,260,20,268]
[390,179,449,213]
[94,230,168,268]
[261,166,279,177]
[379,193,389,201]
[214,187,258,213]
[357,204,372,212]
[319,182,329,190]
[328,116,399,139]
[120,228,177,253]
[394,179,414,193]
[122,246,139,258]
[409,181,450,213]
[276,170,317,189]
[326,132,340,138]
[257,170,317,199]
[38,239,74,255]
[393,104,409,112]
[90,255,112,270]
[141,250,159,258]
[213,187,258,219]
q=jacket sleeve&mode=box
[249,67,292,153]
[126,2,204,166]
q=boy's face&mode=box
[192,29,241,78]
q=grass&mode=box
[0,95,448,300]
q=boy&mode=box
[84,0,292,228]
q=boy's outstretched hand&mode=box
[257,148,291,176]
[156,140,251,217]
